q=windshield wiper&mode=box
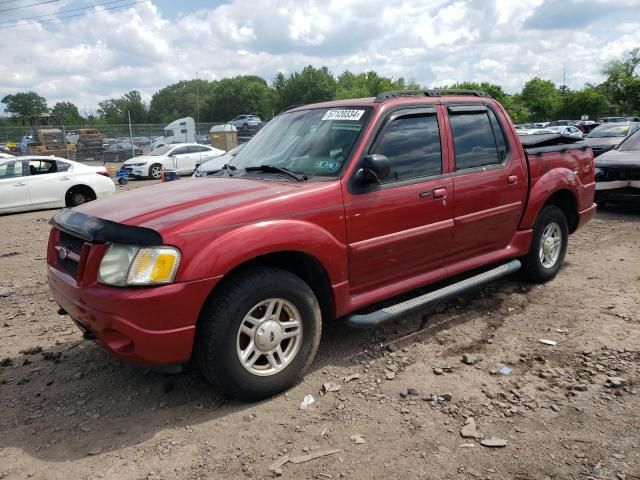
[244,164,307,181]
[221,163,237,176]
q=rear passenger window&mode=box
[373,113,441,182]
[56,161,71,172]
[449,109,507,170]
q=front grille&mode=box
[58,257,79,278]
[59,231,85,254]
[56,231,85,279]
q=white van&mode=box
[151,117,195,151]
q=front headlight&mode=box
[98,244,181,286]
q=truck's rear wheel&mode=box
[520,205,568,283]
[196,267,322,401]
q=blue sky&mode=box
[1,0,639,114]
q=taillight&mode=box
[97,171,110,177]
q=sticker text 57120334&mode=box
[322,110,365,121]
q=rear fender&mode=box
[180,220,348,284]
[519,168,578,230]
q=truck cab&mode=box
[150,117,196,151]
[47,90,596,401]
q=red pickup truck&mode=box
[47,90,596,400]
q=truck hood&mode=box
[74,177,338,234]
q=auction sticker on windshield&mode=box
[322,110,365,121]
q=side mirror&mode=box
[356,154,390,184]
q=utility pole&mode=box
[128,110,134,158]
[196,71,200,137]
[562,63,567,118]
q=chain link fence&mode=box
[0,123,225,145]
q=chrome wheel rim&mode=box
[539,222,562,269]
[236,298,303,376]
[151,166,161,179]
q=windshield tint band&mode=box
[230,106,373,178]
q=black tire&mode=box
[195,267,322,401]
[66,187,95,207]
[149,163,162,179]
[520,205,568,283]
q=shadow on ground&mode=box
[0,275,523,462]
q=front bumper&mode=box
[596,185,640,203]
[48,265,220,366]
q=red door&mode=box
[342,107,454,294]
[444,105,527,261]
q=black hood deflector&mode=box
[50,209,163,245]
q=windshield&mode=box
[151,145,173,156]
[587,124,630,138]
[230,107,372,178]
[617,129,640,151]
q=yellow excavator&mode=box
[27,114,75,159]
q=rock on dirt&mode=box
[462,353,479,365]
[460,417,481,439]
[480,438,508,448]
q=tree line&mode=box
[2,48,639,128]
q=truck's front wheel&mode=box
[520,205,568,283]
[196,267,322,401]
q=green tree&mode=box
[1,91,48,118]
[502,94,532,124]
[336,71,414,99]
[97,90,148,124]
[273,66,337,111]
[448,81,507,102]
[51,101,83,125]
[521,78,560,121]
[563,86,609,120]
[601,48,640,115]
[204,75,274,121]
[149,79,216,123]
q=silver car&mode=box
[229,114,263,132]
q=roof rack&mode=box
[374,89,492,102]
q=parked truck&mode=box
[28,114,75,159]
[47,90,596,400]
[150,117,196,151]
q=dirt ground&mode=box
[1,181,639,480]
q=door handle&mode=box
[12,182,26,187]
[507,175,518,185]
[59,177,70,181]
[432,187,447,199]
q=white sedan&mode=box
[0,156,115,214]
[547,126,584,139]
[122,143,225,179]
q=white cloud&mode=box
[0,0,639,113]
